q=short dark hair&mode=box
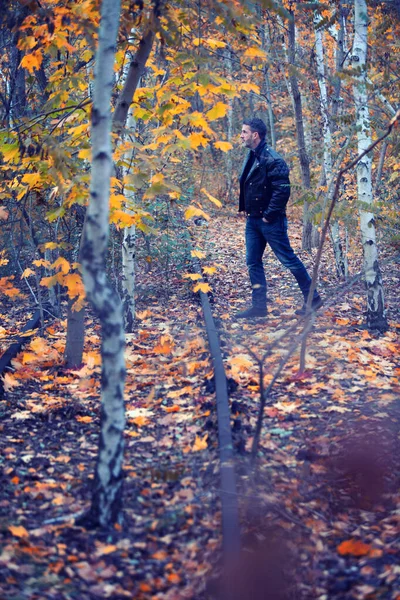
[243,117,267,140]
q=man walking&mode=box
[235,117,322,318]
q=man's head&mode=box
[241,118,267,150]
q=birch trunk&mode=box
[225,45,234,201]
[314,12,346,277]
[121,111,137,331]
[286,12,317,251]
[112,16,158,328]
[79,0,126,527]
[352,0,388,331]
[260,21,276,150]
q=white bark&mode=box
[261,24,276,150]
[352,0,387,331]
[314,12,346,277]
[121,110,137,332]
[80,0,126,526]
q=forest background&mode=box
[0,0,399,598]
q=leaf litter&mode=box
[0,213,399,599]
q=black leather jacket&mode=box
[239,141,291,221]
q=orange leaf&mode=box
[20,51,43,74]
[152,550,168,560]
[2,373,21,391]
[191,434,208,452]
[9,525,29,538]
[337,539,372,557]
[336,318,350,325]
[95,544,118,556]
[167,573,181,584]
[63,273,85,299]
[76,416,93,423]
[164,405,180,413]
[132,416,148,427]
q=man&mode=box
[235,117,322,319]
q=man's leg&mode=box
[263,216,320,302]
[246,217,267,309]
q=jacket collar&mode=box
[253,140,267,158]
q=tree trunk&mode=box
[112,19,158,329]
[286,11,317,251]
[121,111,137,332]
[260,19,276,150]
[314,11,346,277]
[352,0,388,332]
[79,0,126,528]
[225,45,234,201]
[65,299,85,368]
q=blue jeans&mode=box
[245,215,318,308]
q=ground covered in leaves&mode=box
[0,211,399,599]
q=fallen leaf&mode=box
[9,525,29,538]
[337,539,372,557]
[191,434,208,452]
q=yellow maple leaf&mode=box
[21,267,35,278]
[33,259,51,268]
[194,282,211,294]
[205,38,226,49]
[21,172,41,188]
[9,525,29,538]
[20,51,43,74]
[30,337,49,354]
[240,82,261,94]
[183,273,202,281]
[203,266,217,275]
[201,188,222,207]
[40,274,61,289]
[191,250,206,259]
[52,257,70,274]
[214,141,233,152]
[192,434,208,452]
[64,273,85,299]
[184,206,210,221]
[206,102,229,121]
[78,148,91,160]
[186,112,214,135]
[243,47,266,59]
[189,132,209,149]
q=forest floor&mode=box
[0,210,399,600]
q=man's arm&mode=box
[263,158,290,222]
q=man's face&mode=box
[240,125,260,150]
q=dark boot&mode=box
[295,295,323,316]
[235,306,267,319]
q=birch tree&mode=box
[351,0,388,332]
[284,10,317,251]
[79,0,126,527]
[314,12,347,277]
